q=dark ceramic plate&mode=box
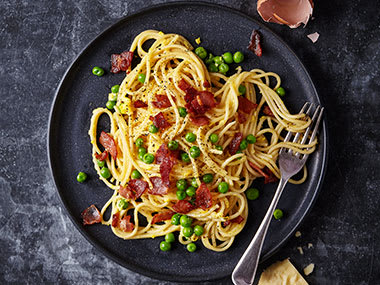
[48,2,327,282]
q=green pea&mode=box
[111,84,120,93]
[218,63,229,74]
[176,179,188,191]
[76,172,87,183]
[181,152,191,163]
[92,66,104,76]
[171,213,181,225]
[193,225,204,236]
[218,182,229,193]
[236,150,243,160]
[209,133,219,144]
[138,73,146,83]
[180,215,192,227]
[143,153,155,164]
[222,52,233,64]
[138,152,145,161]
[208,63,218,73]
[96,159,105,167]
[238,84,246,95]
[176,190,186,200]
[239,139,248,150]
[168,140,179,151]
[233,51,244,63]
[189,146,201,158]
[149,124,159,134]
[187,242,197,252]
[246,134,256,144]
[185,132,196,143]
[276,87,286,96]
[106,100,116,110]
[135,137,144,147]
[138,147,147,155]
[273,209,284,220]
[191,178,199,188]
[131,169,142,179]
[202,173,213,183]
[100,167,111,179]
[246,188,259,200]
[215,145,223,151]
[186,186,196,197]
[182,226,194,238]
[195,47,207,59]
[160,241,171,251]
[165,232,175,243]
[213,56,224,65]
[205,53,214,65]
[118,199,129,210]
[178,107,187,117]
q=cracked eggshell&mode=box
[257,0,314,28]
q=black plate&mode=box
[48,2,327,282]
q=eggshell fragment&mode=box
[307,32,320,43]
[257,0,314,28]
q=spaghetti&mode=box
[87,30,316,252]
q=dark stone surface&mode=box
[0,0,379,284]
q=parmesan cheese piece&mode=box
[307,243,313,249]
[295,231,302,237]
[259,259,308,285]
[303,263,315,276]
[297,246,304,255]
[195,37,201,44]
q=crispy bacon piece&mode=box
[237,111,247,124]
[203,81,210,88]
[119,215,134,232]
[94,150,108,161]
[151,210,175,224]
[149,112,171,129]
[119,179,148,200]
[112,212,134,232]
[228,132,244,155]
[149,176,169,195]
[195,183,212,210]
[110,51,134,73]
[152,95,172,109]
[99,131,117,160]
[263,105,274,117]
[223,215,244,227]
[238,96,258,114]
[112,212,120,227]
[248,161,278,184]
[155,144,179,186]
[186,91,217,115]
[248,30,262,57]
[189,115,210,126]
[82,205,101,225]
[133,100,148,108]
[172,200,195,214]
[178,79,217,125]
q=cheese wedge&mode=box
[259,259,308,285]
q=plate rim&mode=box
[47,1,328,282]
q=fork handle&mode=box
[231,177,289,285]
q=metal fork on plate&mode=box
[231,102,324,285]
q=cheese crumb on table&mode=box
[195,37,201,44]
[295,231,302,237]
[303,263,315,276]
[259,259,308,285]
[297,246,304,255]
[307,243,313,248]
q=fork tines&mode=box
[280,102,324,158]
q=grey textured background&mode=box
[1,0,379,284]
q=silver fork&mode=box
[232,102,324,285]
